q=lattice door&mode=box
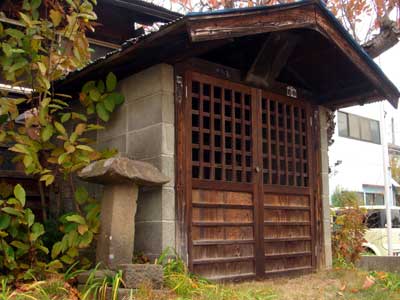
[260,92,315,276]
[183,71,316,280]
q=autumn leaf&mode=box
[362,275,375,289]
[50,9,62,27]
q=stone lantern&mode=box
[78,157,169,269]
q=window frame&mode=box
[337,111,381,144]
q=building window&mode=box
[338,111,381,144]
[365,193,384,206]
[366,210,400,228]
[395,193,400,207]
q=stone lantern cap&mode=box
[78,157,169,186]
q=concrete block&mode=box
[161,188,175,221]
[319,107,329,151]
[134,221,163,255]
[127,92,174,131]
[322,195,331,218]
[320,150,329,174]
[160,64,174,94]
[98,105,127,142]
[322,218,332,269]
[77,270,116,284]
[324,244,333,269]
[121,64,173,102]
[97,135,127,155]
[321,173,330,199]
[161,221,176,250]
[119,264,163,289]
[161,92,175,125]
[141,155,175,188]
[105,287,135,300]
[136,188,163,222]
[127,124,174,160]
[357,256,400,273]
[136,187,175,222]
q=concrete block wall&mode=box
[97,64,175,259]
[319,106,333,269]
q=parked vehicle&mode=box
[363,209,400,256]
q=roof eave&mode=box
[58,0,400,109]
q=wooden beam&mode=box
[187,5,316,42]
[245,32,299,89]
[322,89,384,109]
[320,81,372,102]
[285,66,313,91]
[175,57,242,82]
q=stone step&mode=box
[118,264,163,289]
[77,270,117,285]
[78,285,166,300]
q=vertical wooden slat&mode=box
[241,93,247,183]
[232,90,237,182]
[307,105,317,270]
[221,87,226,181]
[312,105,324,269]
[298,107,305,187]
[291,105,296,186]
[210,84,215,180]
[185,71,194,271]
[275,101,280,185]
[199,83,204,179]
[267,98,272,185]
[251,88,264,277]
[284,104,289,185]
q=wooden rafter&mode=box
[245,32,299,89]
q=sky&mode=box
[375,43,400,90]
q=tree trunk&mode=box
[362,19,400,59]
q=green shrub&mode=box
[331,189,367,266]
[0,184,49,281]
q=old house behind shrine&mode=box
[58,0,400,280]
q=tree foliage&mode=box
[0,0,124,282]
[390,156,400,184]
[331,187,363,207]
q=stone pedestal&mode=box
[79,157,169,269]
[98,184,138,268]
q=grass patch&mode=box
[157,249,277,300]
[236,268,400,300]
[2,256,400,300]
[0,279,77,300]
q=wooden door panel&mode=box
[263,192,313,273]
[193,260,255,280]
[264,240,311,255]
[191,189,256,280]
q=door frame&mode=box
[175,63,321,279]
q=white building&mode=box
[329,101,400,208]
[329,43,400,209]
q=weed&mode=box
[370,270,400,291]
[156,248,277,300]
